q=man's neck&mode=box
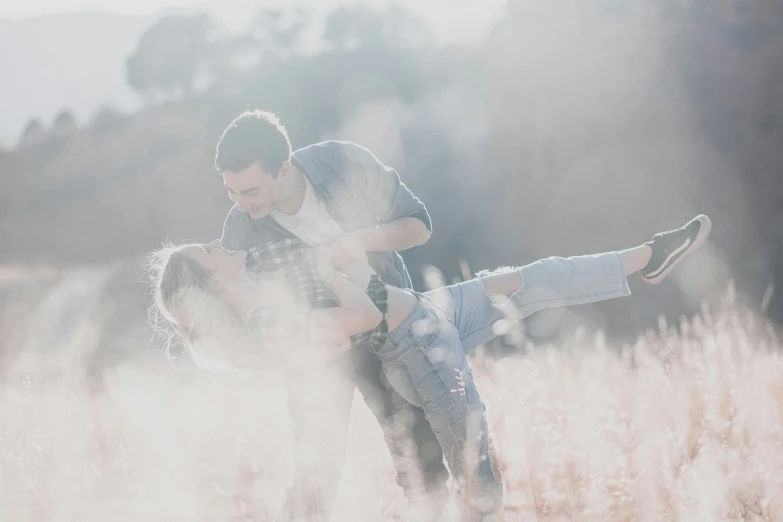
[275,163,307,216]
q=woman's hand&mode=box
[314,244,338,281]
[322,233,368,270]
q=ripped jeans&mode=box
[373,253,631,521]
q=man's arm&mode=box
[248,248,382,361]
[354,217,431,252]
[328,217,430,269]
[328,142,432,268]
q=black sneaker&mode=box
[641,215,712,284]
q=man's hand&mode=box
[325,232,368,270]
[313,243,338,280]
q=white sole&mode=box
[642,215,712,285]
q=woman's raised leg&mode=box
[425,215,711,355]
[426,251,631,354]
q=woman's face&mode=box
[180,240,247,282]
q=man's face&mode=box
[222,161,284,219]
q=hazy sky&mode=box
[0,0,207,19]
[0,0,505,146]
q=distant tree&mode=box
[204,35,256,81]
[204,8,308,86]
[253,8,306,60]
[19,117,45,146]
[324,5,385,50]
[53,110,76,133]
[126,14,212,99]
[323,4,429,51]
[92,105,121,126]
[91,105,124,130]
[382,4,431,48]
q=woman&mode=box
[149,215,711,521]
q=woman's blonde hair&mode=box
[146,242,255,370]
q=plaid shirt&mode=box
[246,238,389,354]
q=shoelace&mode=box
[650,226,683,243]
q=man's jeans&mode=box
[374,253,630,520]
[277,347,448,522]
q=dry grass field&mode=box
[1,296,781,521]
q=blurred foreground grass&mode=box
[0,302,781,521]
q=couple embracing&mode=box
[150,110,711,521]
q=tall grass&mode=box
[0,302,781,521]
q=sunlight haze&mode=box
[0,0,208,19]
[1,1,782,520]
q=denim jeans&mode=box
[431,252,631,355]
[277,348,448,522]
[373,252,630,521]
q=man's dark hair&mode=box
[214,110,292,178]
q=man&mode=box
[216,110,448,520]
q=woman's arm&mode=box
[307,245,382,346]
[308,273,382,345]
[247,247,382,362]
